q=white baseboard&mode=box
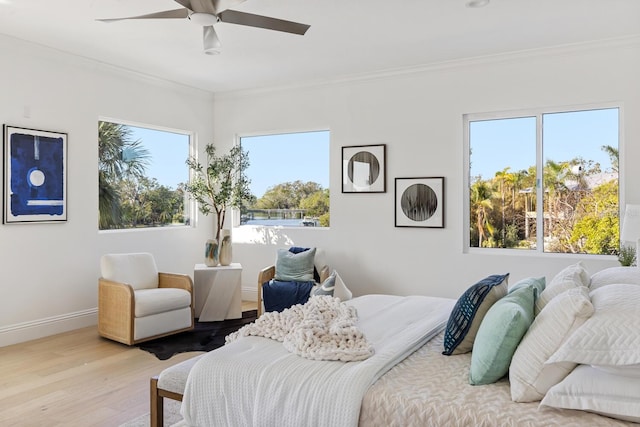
[0,308,98,348]
[1,289,259,348]
[242,286,257,302]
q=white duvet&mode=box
[180,294,454,427]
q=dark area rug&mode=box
[136,310,257,360]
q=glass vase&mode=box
[219,230,232,266]
[204,238,219,267]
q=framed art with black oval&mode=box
[395,177,444,228]
[342,144,386,193]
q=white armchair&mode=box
[98,252,194,345]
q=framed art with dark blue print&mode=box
[3,125,67,223]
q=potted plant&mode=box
[185,143,252,266]
[618,244,637,267]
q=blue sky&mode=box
[129,107,617,194]
[128,126,330,199]
[470,107,618,180]
[240,130,330,198]
[128,125,190,189]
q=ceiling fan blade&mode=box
[211,0,247,13]
[173,0,194,11]
[203,25,222,55]
[218,10,309,35]
[97,9,189,23]
[182,0,246,14]
[184,0,215,14]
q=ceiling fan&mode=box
[98,0,310,55]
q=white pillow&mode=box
[535,262,590,315]
[592,364,640,378]
[509,286,593,402]
[333,271,352,301]
[547,284,640,366]
[541,364,640,423]
[590,266,640,290]
[549,261,591,287]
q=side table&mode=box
[193,263,242,322]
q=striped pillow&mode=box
[442,273,509,356]
[310,271,336,297]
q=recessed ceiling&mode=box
[0,0,639,93]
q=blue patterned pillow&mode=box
[442,273,509,356]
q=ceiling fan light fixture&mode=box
[189,12,218,26]
[466,0,489,7]
[203,25,222,55]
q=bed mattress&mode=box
[358,331,635,427]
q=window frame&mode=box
[97,116,194,233]
[463,103,624,257]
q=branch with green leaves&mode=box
[185,144,252,240]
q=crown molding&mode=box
[0,33,215,101]
[215,34,640,100]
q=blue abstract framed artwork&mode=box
[3,125,67,223]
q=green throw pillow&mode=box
[508,276,546,299]
[274,247,316,282]
[469,285,536,385]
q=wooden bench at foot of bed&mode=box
[150,354,204,427]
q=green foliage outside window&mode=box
[468,107,620,256]
[250,180,330,226]
[469,153,619,255]
[98,121,187,230]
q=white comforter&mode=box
[180,294,454,427]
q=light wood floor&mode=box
[0,301,257,427]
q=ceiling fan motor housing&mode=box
[189,12,219,26]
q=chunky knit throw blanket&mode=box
[226,295,374,361]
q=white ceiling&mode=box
[1,0,639,93]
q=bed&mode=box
[152,263,640,426]
[358,331,633,426]
[180,294,454,426]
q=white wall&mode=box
[1,34,638,347]
[0,35,215,346]
[218,38,640,302]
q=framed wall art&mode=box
[395,177,444,228]
[342,144,386,193]
[3,125,67,223]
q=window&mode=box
[465,106,620,255]
[239,130,330,227]
[98,119,191,230]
